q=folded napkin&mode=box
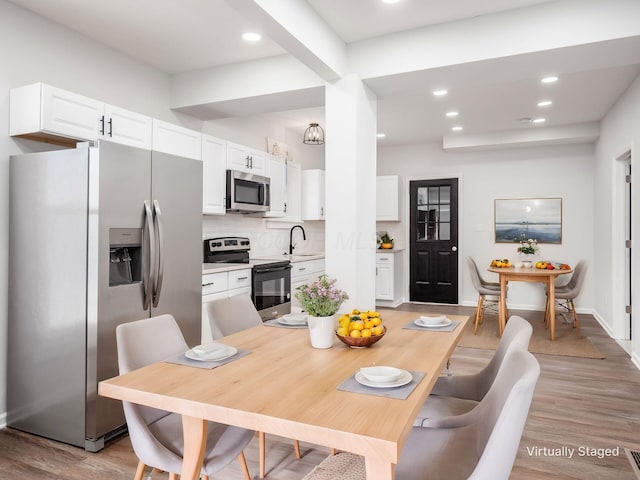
[402,318,461,333]
[263,319,308,329]
[164,349,251,369]
[336,370,425,400]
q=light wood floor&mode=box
[1,306,639,479]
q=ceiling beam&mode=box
[226,0,346,80]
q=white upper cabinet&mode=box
[376,175,400,221]
[101,104,152,149]
[10,83,103,144]
[302,169,325,221]
[227,142,267,176]
[152,119,202,160]
[264,155,286,217]
[202,134,227,215]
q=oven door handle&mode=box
[253,265,293,273]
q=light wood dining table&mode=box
[488,265,572,340]
[99,309,468,480]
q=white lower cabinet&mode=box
[291,259,325,312]
[375,250,403,307]
[201,269,252,343]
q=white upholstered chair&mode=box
[304,348,540,480]
[116,314,253,480]
[207,294,302,479]
[467,257,504,334]
[414,315,532,426]
[544,259,587,338]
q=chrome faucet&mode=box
[289,225,306,255]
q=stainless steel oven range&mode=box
[203,237,292,320]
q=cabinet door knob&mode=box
[452,246,457,252]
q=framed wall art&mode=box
[494,197,562,244]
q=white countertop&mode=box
[202,253,325,274]
[377,248,404,253]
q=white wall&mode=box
[595,73,640,367]
[377,142,596,310]
[0,0,325,425]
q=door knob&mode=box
[452,246,457,251]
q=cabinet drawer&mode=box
[376,253,394,264]
[228,269,251,289]
[291,259,325,279]
[202,272,228,295]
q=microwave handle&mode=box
[258,183,265,205]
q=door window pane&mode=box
[417,187,428,205]
[440,186,451,204]
[439,223,450,240]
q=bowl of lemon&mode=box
[336,310,386,348]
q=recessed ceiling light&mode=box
[451,126,463,131]
[433,89,448,97]
[242,32,262,42]
[532,118,546,123]
[519,117,532,124]
[376,133,386,138]
[445,111,459,117]
[541,76,558,84]
[382,0,401,4]
[537,100,553,107]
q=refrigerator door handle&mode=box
[152,200,165,307]
[143,200,155,310]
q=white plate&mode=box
[360,366,403,383]
[355,369,413,389]
[416,315,447,325]
[279,313,308,325]
[185,344,238,362]
[414,317,452,328]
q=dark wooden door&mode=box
[410,178,459,303]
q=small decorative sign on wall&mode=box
[494,197,562,244]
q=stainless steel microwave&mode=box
[226,170,270,213]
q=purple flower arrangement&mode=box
[295,275,349,317]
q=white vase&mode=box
[308,314,336,349]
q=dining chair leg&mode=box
[169,474,178,480]
[237,452,251,480]
[133,461,146,480]
[259,431,266,479]
[293,439,302,459]
[331,448,338,455]
[570,300,582,338]
[543,295,549,324]
[202,476,210,480]
[473,296,483,333]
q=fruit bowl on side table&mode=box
[336,326,386,348]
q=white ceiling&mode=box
[9,0,640,146]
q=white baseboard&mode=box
[0,411,6,429]
[632,352,640,371]
[590,309,616,337]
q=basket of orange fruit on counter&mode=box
[535,260,571,270]
[336,309,386,348]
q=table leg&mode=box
[181,415,207,480]
[499,276,508,336]
[548,278,556,341]
[365,456,395,480]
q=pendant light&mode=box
[303,123,325,145]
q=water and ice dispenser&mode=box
[109,228,142,286]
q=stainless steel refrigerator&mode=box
[8,140,202,451]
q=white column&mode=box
[324,74,377,311]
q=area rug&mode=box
[458,313,605,359]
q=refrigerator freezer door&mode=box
[86,141,152,443]
[8,147,89,447]
[150,151,203,346]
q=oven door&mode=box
[252,263,292,321]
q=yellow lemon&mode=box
[351,309,360,315]
[350,321,364,331]
[372,326,384,336]
[337,327,348,337]
[361,329,372,338]
[371,318,382,326]
[363,320,373,329]
[370,311,380,317]
[349,329,362,338]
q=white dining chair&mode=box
[467,257,504,334]
[414,315,532,426]
[304,348,540,480]
[544,260,587,338]
[116,314,253,480]
[207,294,302,479]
